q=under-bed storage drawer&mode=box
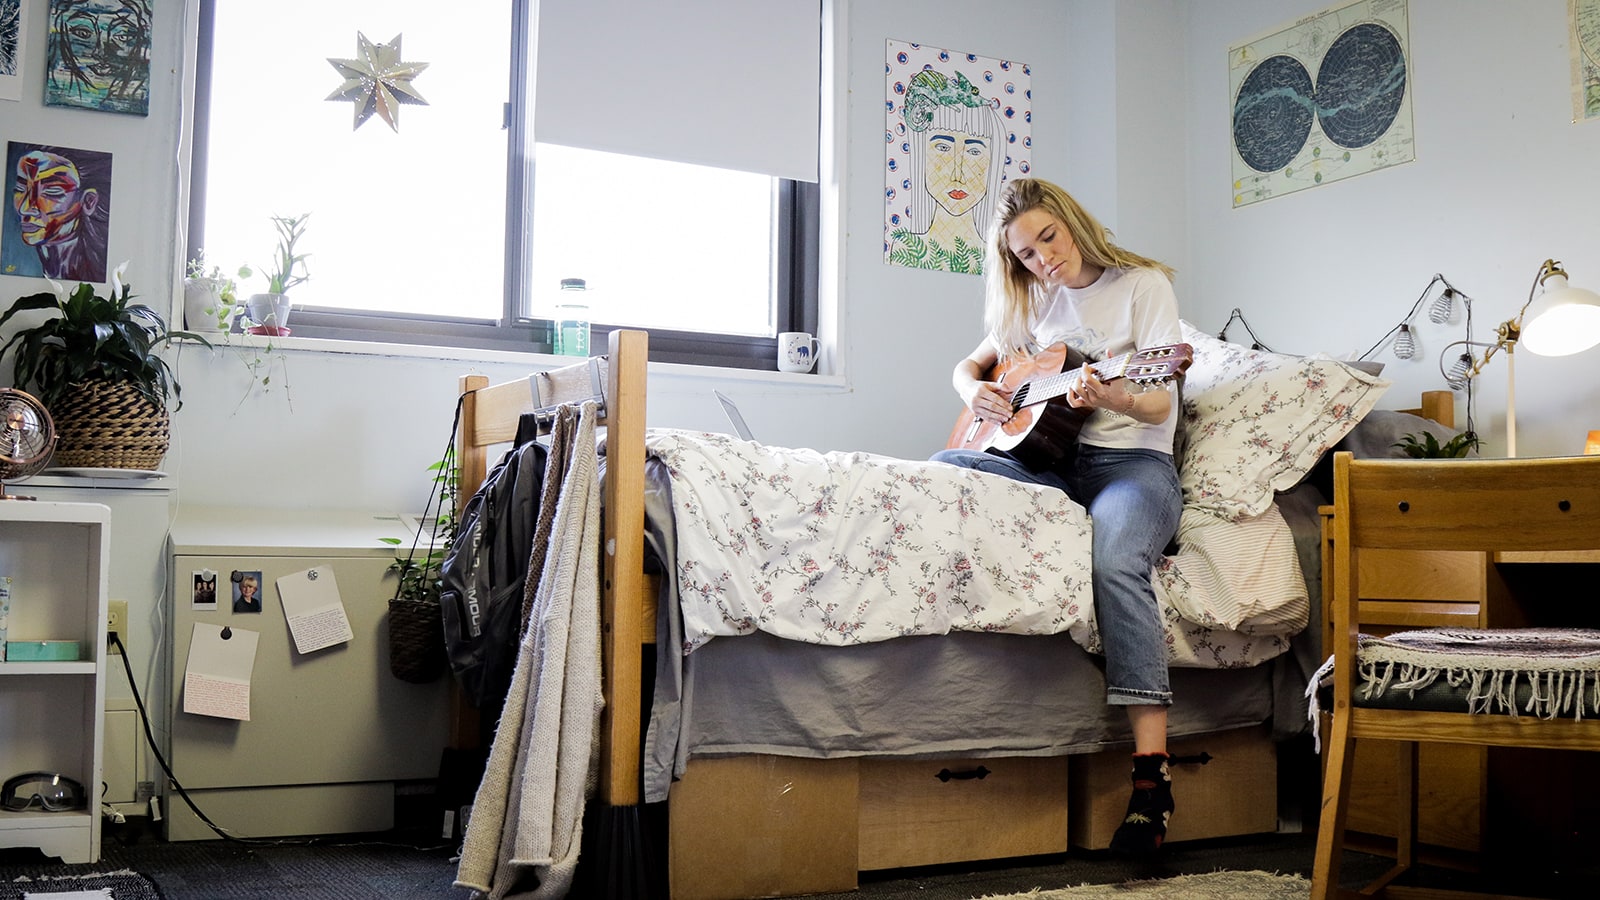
[858,755,1069,870]
[669,755,860,900]
[1068,725,1277,849]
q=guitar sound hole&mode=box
[1013,385,1031,406]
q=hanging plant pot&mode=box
[49,380,170,470]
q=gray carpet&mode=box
[5,820,1596,898]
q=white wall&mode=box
[1181,0,1600,458]
[7,0,1586,525]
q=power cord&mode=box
[108,632,449,852]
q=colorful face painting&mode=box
[44,0,152,116]
[1,0,28,103]
[884,39,1031,275]
[3,141,113,281]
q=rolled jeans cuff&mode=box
[1107,687,1173,707]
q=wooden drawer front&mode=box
[858,756,1068,870]
[669,755,860,900]
[1069,725,1277,849]
[1357,549,1486,602]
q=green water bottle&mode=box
[553,277,590,357]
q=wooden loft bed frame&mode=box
[451,331,1463,898]
[455,328,652,813]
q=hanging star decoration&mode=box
[326,32,429,132]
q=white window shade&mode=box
[534,0,820,182]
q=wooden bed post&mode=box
[600,329,649,807]
[448,374,491,750]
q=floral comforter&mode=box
[644,429,1307,668]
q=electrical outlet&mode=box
[107,600,128,654]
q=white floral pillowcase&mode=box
[1176,320,1390,521]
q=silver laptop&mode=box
[714,390,756,441]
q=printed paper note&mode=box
[277,566,354,654]
[183,622,259,721]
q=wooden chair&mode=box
[1312,451,1600,900]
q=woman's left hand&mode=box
[1068,365,1123,410]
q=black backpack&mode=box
[440,415,548,709]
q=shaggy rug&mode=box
[0,867,163,899]
[977,869,1308,899]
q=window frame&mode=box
[184,0,816,370]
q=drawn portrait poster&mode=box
[1,0,26,102]
[884,39,1031,275]
[2,141,114,282]
[1229,0,1414,207]
[45,0,152,116]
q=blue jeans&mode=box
[929,445,1181,706]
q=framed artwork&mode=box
[884,39,1031,275]
[44,0,152,115]
[0,0,26,102]
[2,141,114,282]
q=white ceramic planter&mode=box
[182,278,229,332]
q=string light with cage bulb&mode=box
[1392,323,1416,359]
[1358,273,1470,363]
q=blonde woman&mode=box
[931,177,1183,855]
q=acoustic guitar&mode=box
[945,342,1193,472]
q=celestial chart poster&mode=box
[1228,0,1414,208]
[1570,0,1600,122]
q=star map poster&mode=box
[1228,0,1414,208]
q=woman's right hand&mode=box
[959,378,1014,423]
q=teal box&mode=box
[5,640,81,661]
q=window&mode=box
[187,0,818,368]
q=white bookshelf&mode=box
[0,501,110,864]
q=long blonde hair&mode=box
[984,178,1175,358]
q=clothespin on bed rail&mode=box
[524,355,608,435]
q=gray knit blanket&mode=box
[1356,627,1600,718]
[1306,627,1600,751]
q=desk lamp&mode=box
[1441,259,1600,457]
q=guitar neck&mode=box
[1022,350,1139,406]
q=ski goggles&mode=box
[1,772,86,812]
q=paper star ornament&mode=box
[326,32,430,132]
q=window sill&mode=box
[174,333,847,390]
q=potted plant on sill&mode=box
[0,263,206,470]
[245,212,311,336]
[183,252,249,333]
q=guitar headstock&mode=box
[1124,343,1193,386]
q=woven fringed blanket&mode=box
[1356,627,1600,718]
[1305,628,1600,752]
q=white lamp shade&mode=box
[1521,273,1600,356]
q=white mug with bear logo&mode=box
[778,332,819,373]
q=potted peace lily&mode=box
[244,213,310,336]
[0,263,206,469]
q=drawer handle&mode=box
[935,765,991,782]
[1169,751,1213,766]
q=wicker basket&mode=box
[388,597,447,683]
[50,380,171,470]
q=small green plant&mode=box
[186,252,252,329]
[382,455,458,604]
[1394,430,1481,459]
[262,213,311,294]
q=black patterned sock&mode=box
[1109,752,1173,855]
